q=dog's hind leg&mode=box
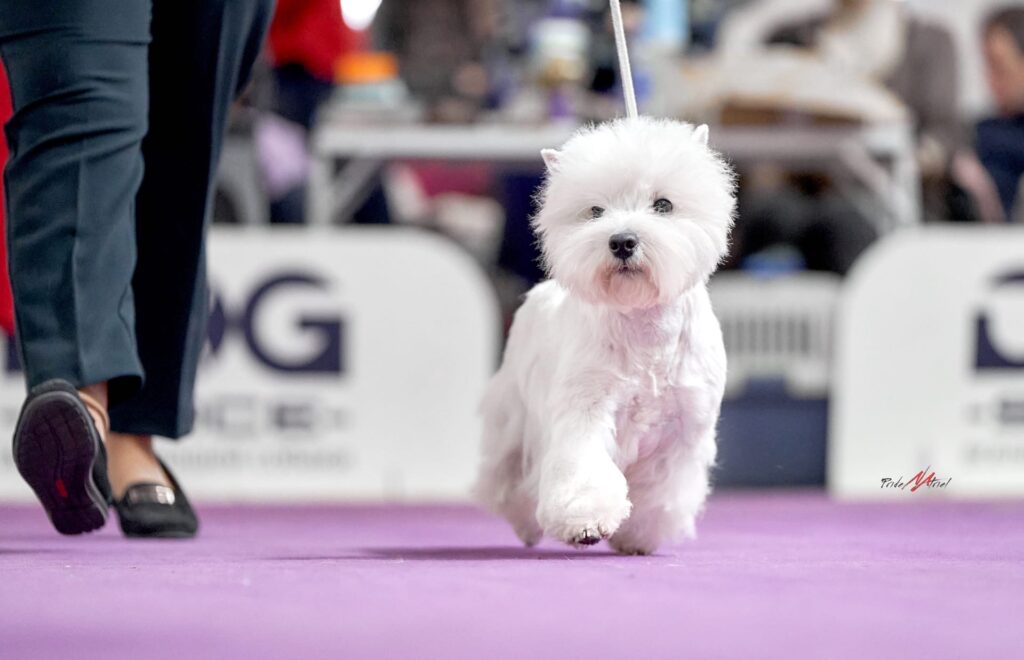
[474,381,543,546]
[500,456,543,547]
[479,444,542,546]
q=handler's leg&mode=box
[1,0,151,534]
[107,0,273,492]
[1,1,149,394]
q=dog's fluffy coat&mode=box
[475,117,736,554]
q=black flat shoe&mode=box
[114,458,198,539]
[12,379,113,535]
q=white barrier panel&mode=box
[711,272,840,398]
[0,227,499,502]
[830,227,1024,499]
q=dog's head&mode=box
[533,117,735,309]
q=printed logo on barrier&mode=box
[3,271,347,377]
[974,270,1024,371]
[967,268,1024,445]
[195,270,350,438]
[208,270,346,375]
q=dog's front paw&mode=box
[566,525,607,547]
[542,511,631,548]
[537,463,632,548]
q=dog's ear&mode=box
[541,148,562,173]
[692,124,709,146]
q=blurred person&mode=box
[260,0,396,225]
[978,6,1024,221]
[731,0,970,274]
[268,0,354,130]
[0,0,273,537]
[374,0,501,122]
[769,0,964,184]
[261,0,353,223]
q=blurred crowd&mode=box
[211,1,1024,283]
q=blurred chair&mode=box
[712,272,839,399]
[710,271,842,487]
[214,134,269,225]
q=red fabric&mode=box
[0,61,16,337]
[268,0,361,81]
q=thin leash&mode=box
[609,0,638,119]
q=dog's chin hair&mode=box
[599,267,660,309]
[562,264,706,310]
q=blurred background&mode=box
[2,0,1023,502]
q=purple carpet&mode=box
[1,491,1021,659]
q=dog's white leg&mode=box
[477,446,543,546]
[535,404,632,547]
[504,481,543,547]
[476,376,544,546]
[610,431,716,555]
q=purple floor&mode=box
[1,492,1021,659]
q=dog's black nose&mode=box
[608,232,639,260]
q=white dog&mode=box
[475,117,735,555]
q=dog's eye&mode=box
[589,206,605,219]
[653,198,673,214]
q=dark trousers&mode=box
[0,0,272,438]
